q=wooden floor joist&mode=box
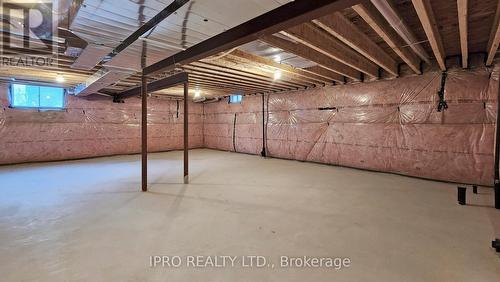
[352,3,421,74]
[487,1,500,66]
[303,65,346,83]
[187,62,298,90]
[313,12,398,76]
[143,0,364,76]
[260,35,361,80]
[228,49,329,85]
[183,66,289,92]
[457,0,469,68]
[282,23,380,78]
[193,61,305,89]
[222,55,320,87]
[411,0,446,71]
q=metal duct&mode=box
[370,0,430,64]
[73,67,134,96]
[71,44,113,70]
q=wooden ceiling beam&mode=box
[411,0,446,71]
[189,79,257,94]
[228,49,329,85]
[282,23,380,77]
[222,56,319,88]
[188,62,298,90]
[260,35,360,80]
[457,0,468,68]
[182,65,291,91]
[193,61,305,89]
[143,0,365,75]
[302,65,345,83]
[313,12,398,76]
[486,1,500,66]
[352,3,421,74]
[187,72,284,92]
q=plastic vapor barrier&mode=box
[204,64,499,186]
[0,83,203,165]
[0,63,498,185]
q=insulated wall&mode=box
[204,65,499,186]
[0,83,203,165]
[204,95,264,155]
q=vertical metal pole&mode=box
[141,40,148,192]
[184,82,189,184]
[141,73,148,192]
[261,93,266,157]
[495,73,500,209]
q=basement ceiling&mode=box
[70,0,294,71]
[1,0,499,99]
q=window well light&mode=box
[274,69,282,80]
[55,74,65,83]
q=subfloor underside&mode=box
[0,149,499,281]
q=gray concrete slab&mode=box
[0,149,499,281]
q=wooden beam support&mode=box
[143,0,365,75]
[411,0,446,71]
[352,3,421,74]
[302,65,345,83]
[228,49,329,85]
[283,23,380,77]
[188,74,276,92]
[117,72,189,99]
[184,68,288,92]
[183,64,293,91]
[457,0,468,68]
[260,35,361,80]
[193,60,306,89]
[313,12,398,76]
[189,79,257,94]
[486,1,500,66]
[223,55,319,87]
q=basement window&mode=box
[9,84,65,109]
[229,94,243,104]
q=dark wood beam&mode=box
[143,0,366,75]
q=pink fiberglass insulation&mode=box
[204,94,264,155]
[204,64,499,186]
[0,63,498,185]
[0,83,203,165]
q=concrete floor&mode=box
[0,149,499,281]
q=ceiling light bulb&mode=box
[273,55,281,63]
[194,89,201,98]
[273,70,282,80]
[55,74,65,83]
